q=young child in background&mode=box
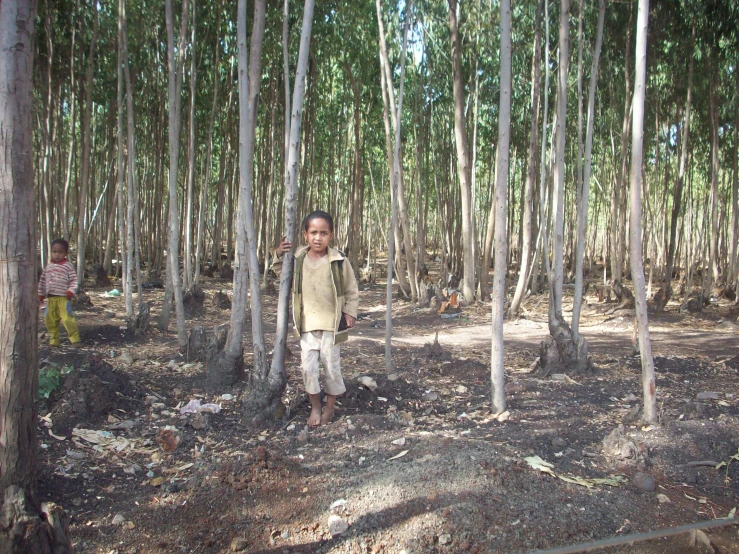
[38,238,80,346]
[275,211,359,426]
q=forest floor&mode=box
[36,268,739,554]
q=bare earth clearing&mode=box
[37,272,739,554]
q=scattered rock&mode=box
[455,385,468,394]
[602,425,646,464]
[328,514,348,536]
[112,514,126,526]
[187,413,209,431]
[696,391,719,401]
[156,427,180,452]
[551,437,566,449]
[422,391,439,401]
[656,493,671,503]
[357,376,378,391]
[103,310,116,319]
[119,350,134,365]
[632,472,655,492]
[230,537,248,552]
[439,534,452,545]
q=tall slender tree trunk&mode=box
[659,24,695,308]
[376,0,416,302]
[208,0,267,395]
[162,0,190,348]
[491,0,512,414]
[0,1,73,550]
[448,0,475,303]
[707,57,720,292]
[571,0,605,338]
[730,68,739,292]
[629,0,656,423]
[246,0,315,418]
[76,3,99,285]
[184,0,197,290]
[509,0,543,316]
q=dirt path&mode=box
[36,279,739,554]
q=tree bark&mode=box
[629,0,657,423]
[76,2,99,285]
[163,0,190,348]
[0,2,73,551]
[571,0,605,338]
[491,0,512,414]
[247,0,316,418]
[509,0,543,316]
[209,0,267,395]
[184,0,197,290]
[448,0,475,303]
[659,24,695,309]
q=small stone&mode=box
[230,537,248,552]
[656,493,671,503]
[551,437,566,448]
[387,373,399,381]
[439,533,452,545]
[119,351,134,365]
[281,530,289,539]
[422,391,439,401]
[72,498,83,507]
[104,310,116,319]
[455,385,468,394]
[188,413,209,430]
[328,514,348,536]
[632,472,655,492]
[696,391,719,401]
[112,514,126,526]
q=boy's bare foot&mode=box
[320,405,335,425]
[307,406,322,427]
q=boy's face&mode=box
[303,218,333,256]
[51,244,67,263]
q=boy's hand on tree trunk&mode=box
[276,236,292,256]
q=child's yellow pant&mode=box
[44,296,80,345]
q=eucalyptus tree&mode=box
[161,0,189,348]
[245,0,317,419]
[448,0,475,303]
[490,0,512,414]
[0,0,73,550]
[209,0,267,393]
[629,0,656,423]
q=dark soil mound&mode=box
[49,357,135,434]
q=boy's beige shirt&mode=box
[300,255,336,332]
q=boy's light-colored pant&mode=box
[300,331,345,396]
[44,296,81,345]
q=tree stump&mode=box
[187,326,207,361]
[94,264,111,288]
[649,285,671,312]
[534,319,591,377]
[0,486,72,554]
[71,290,93,310]
[218,264,234,280]
[205,325,241,393]
[212,290,231,310]
[127,302,150,336]
[612,281,635,309]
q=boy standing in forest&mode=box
[38,238,81,346]
[274,211,359,427]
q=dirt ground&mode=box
[36,269,739,554]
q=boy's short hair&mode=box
[51,238,70,253]
[303,210,334,233]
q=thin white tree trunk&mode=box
[269,0,316,394]
[376,0,416,302]
[164,0,189,348]
[629,0,656,423]
[491,0,512,414]
[76,4,98,285]
[509,0,542,316]
[195,19,220,286]
[572,0,605,338]
[551,0,569,326]
[449,0,475,303]
[225,0,267,374]
[184,0,197,289]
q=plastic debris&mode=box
[180,399,221,414]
